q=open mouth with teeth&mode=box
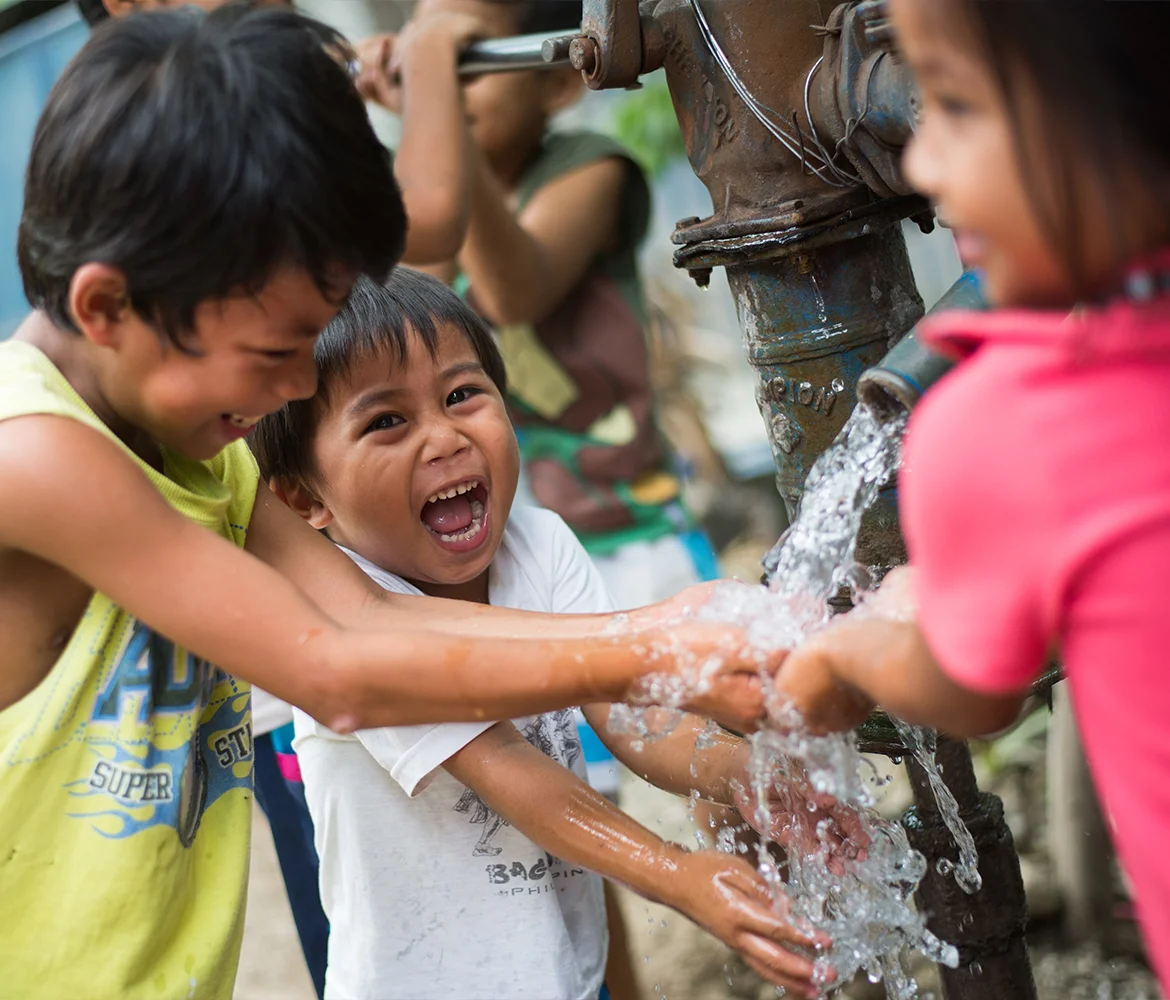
[420,479,490,550]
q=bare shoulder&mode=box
[0,412,170,557]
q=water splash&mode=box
[892,721,982,894]
[606,401,979,996]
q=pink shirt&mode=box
[901,267,1170,989]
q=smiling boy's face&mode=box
[304,324,519,602]
[67,264,346,462]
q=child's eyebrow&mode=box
[347,386,406,418]
[344,362,487,418]
[441,361,486,381]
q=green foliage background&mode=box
[608,71,687,180]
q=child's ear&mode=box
[68,263,134,350]
[541,68,585,117]
[270,475,335,532]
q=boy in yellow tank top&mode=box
[0,8,795,999]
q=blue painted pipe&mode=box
[856,270,985,415]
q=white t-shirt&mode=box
[294,506,615,1000]
[251,688,293,737]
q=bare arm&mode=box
[0,417,775,731]
[444,723,823,997]
[582,705,750,805]
[775,613,1025,739]
[458,150,628,325]
[355,18,481,265]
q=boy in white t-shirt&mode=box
[248,270,826,1000]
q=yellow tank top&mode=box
[0,341,260,1000]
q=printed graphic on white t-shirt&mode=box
[294,506,616,1000]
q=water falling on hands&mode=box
[666,850,832,999]
[731,765,872,877]
[614,582,800,736]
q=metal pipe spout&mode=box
[856,270,985,418]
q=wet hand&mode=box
[732,767,870,875]
[854,565,916,622]
[669,848,830,998]
[629,618,775,734]
[770,625,874,735]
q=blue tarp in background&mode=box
[0,3,86,338]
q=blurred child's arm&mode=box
[444,722,825,998]
[355,16,481,265]
[0,417,772,732]
[457,148,628,325]
[774,611,1025,739]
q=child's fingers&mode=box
[736,935,823,998]
[725,868,827,951]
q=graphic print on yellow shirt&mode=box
[0,341,259,1000]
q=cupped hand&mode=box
[630,617,781,734]
[669,849,830,998]
[770,623,874,735]
[732,767,870,875]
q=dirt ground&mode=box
[235,763,1163,1000]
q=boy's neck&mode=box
[406,570,491,606]
[14,311,164,469]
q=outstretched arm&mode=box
[773,568,1025,738]
[581,705,750,805]
[444,723,825,998]
[0,417,773,732]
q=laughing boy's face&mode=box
[307,324,519,603]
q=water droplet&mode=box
[970,960,983,976]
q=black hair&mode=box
[20,4,405,345]
[947,0,1170,294]
[250,270,508,488]
[75,0,109,26]
[488,0,581,36]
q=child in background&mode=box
[0,9,792,998]
[250,270,826,1000]
[359,0,719,609]
[773,0,1170,990]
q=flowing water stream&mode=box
[610,402,982,997]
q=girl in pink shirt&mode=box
[774,0,1170,988]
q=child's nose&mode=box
[423,420,472,464]
[278,354,319,403]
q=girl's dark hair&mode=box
[20,4,405,344]
[952,0,1170,293]
[75,0,110,26]
[250,270,508,488]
